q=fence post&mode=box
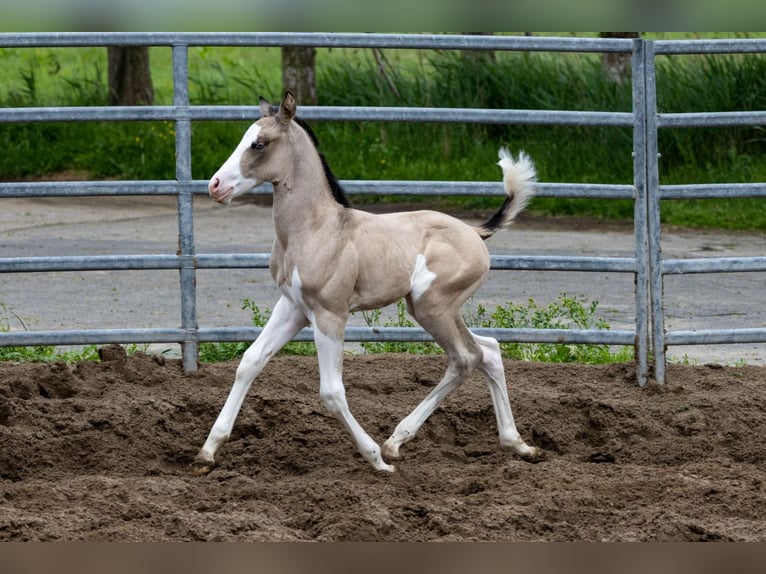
[173,43,199,372]
[643,40,666,385]
[631,39,651,387]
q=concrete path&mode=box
[1,196,764,365]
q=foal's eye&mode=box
[251,141,266,151]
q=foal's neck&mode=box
[272,133,346,244]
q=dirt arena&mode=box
[0,347,764,541]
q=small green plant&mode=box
[358,294,633,363]
[359,300,442,355]
[467,294,634,363]
[0,302,55,362]
[199,294,633,364]
[198,298,316,363]
[0,302,101,363]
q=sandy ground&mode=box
[0,349,765,541]
[1,195,765,365]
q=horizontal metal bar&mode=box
[0,253,635,273]
[0,105,634,127]
[655,39,766,55]
[195,254,271,268]
[199,326,637,346]
[0,106,183,123]
[0,253,273,273]
[7,102,765,132]
[658,111,766,128]
[0,180,633,200]
[659,183,766,200]
[666,328,766,345]
[0,32,636,53]
[188,105,634,126]
[343,181,634,200]
[0,180,201,198]
[0,325,636,348]
[662,257,766,275]
[0,255,184,272]
[0,328,186,347]
[296,107,634,126]
[492,256,636,272]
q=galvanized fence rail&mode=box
[0,33,763,385]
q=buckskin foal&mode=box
[194,92,540,474]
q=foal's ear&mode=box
[277,91,297,125]
[258,96,276,118]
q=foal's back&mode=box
[344,207,491,312]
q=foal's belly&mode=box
[348,267,412,312]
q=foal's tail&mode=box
[476,148,537,240]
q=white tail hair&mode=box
[496,147,537,226]
[477,148,537,239]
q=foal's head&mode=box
[208,92,300,205]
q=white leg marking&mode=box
[314,328,394,472]
[194,295,308,472]
[409,254,437,302]
[473,334,541,459]
[382,349,478,460]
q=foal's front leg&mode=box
[193,295,309,475]
[314,327,395,473]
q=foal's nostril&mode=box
[209,177,220,193]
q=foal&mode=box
[195,92,540,473]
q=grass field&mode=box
[1,33,764,230]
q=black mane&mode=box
[293,116,351,208]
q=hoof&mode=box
[381,440,401,462]
[519,446,545,463]
[368,445,397,473]
[191,457,216,476]
[375,461,396,473]
[502,437,545,463]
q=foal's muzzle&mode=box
[208,177,233,204]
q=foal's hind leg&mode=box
[382,304,540,462]
[382,312,483,461]
[473,334,541,460]
[193,295,309,474]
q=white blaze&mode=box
[209,123,261,202]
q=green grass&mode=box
[468,295,634,363]
[0,302,102,363]
[359,302,442,356]
[198,298,316,363]
[0,37,764,231]
[0,343,100,363]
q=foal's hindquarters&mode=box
[369,220,541,464]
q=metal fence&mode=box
[0,33,764,386]
[647,40,766,384]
